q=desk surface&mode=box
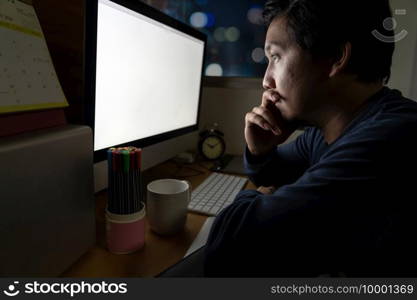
[61,160,255,277]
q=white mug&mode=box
[146,179,191,235]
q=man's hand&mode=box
[245,90,296,156]
[257,186,277,195]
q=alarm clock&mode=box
[198,126,226,160]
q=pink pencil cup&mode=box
[105,203,146,254]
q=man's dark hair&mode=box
[263,0,395,84]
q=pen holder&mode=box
[106,203,146,254]
[106,147,145,254]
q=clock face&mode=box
[201,136,225,160]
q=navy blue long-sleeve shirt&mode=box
[204,87,417,277]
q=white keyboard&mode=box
[188,172,248,216]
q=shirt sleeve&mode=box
[244,128,313,188]
[204,127,408,276]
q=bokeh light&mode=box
[190,12,208,28]
[225,27,240,42]
[210,47,219,55]
[247,6,264,25]
[205,63,223,76]
[205,12,215,27]
[251,47,265,63]
[149,0,267,77]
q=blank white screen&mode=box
[94,0,204,151]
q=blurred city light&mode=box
[190,12,208,28]
[205,12,215,27]
[225,26,240,42]
[251,47,265,63]
[149,0,267,77]
[205,63,223,76]
[247,6,263,25]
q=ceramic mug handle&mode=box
[182,180,192,203]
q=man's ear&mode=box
[329,42,352,78]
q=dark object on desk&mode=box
[0,125,95,276]
[199,123,226,161]
[211,154,245,175]
[157,246,205,277]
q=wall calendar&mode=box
[0,0,68,114]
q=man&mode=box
[203,0,417,277]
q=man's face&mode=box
[263,17,329,125]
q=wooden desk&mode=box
[61,160,255,277]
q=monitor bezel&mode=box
[84,0,206,163]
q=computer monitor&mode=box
[84,0,206,167]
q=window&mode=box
[144,0,267,77]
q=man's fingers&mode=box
[245,89,287,137]
[245,111,269,130]
[251,106,281,135]
[261,92,287,129]
[257,185,277,195]
[246,111,279,134]
[245,111,281,136]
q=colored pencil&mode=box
[107,147,143,215]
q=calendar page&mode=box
[0,0,68,114]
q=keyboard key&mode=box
[209,206,220,214]
[188,172,247,216]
